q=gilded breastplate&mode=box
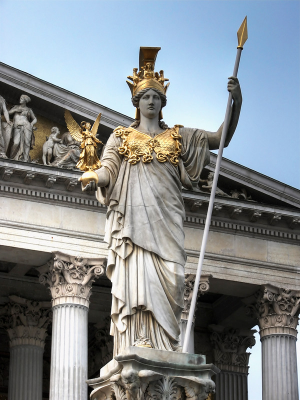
[114,125,182,166]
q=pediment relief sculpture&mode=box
[0,93,37,162]
[199,171,254,202]
[43,128,81,169]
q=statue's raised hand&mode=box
[227,76,242,103]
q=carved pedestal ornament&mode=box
[246,284,300,338]
[37,251,106,307]
[0,295,51,349]
[209,325,256,374]
[88,347,218,400]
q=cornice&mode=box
[0,62,133,129]
[186,250,300,274]
[209,153,300,209]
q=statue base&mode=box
[87,346,219,400]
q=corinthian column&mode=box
[209,325,256,400]
[180,274,210,353]
[37,252,105,400]
[249,285,300,400]
[0,296,51,400]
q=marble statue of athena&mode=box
[83,47,242,356]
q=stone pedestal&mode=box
[251,285,300,400]
[88,346,219,400]
[209,325,256,400]
[37,252,105,400]
[0,296,51,400]
[180,274,211,353]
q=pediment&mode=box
[0,61,299,232]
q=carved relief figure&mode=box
[42,127,62,165]
[9,94,37,162]
[0,95,12,158]
[51,131,81,169]
[82,47,242,356]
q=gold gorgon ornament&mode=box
[115,47,182,166]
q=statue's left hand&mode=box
[227,76,242,102]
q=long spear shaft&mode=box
[182,17,248,353]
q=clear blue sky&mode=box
[1,1,299,398]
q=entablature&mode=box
[0,159,299,245]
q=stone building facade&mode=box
[0,61,299,400]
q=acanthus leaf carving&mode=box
[245,285,300,338]
[182,274,211,321]
[0,296,51,348]
[37,252,106,306]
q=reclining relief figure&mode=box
[82,47,242,356]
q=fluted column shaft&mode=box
[50,302,88,400]
[8,345,44,400]
[248,284,300,400]
[209,324,256,400]
[37,252,105,400]
[0,296,51,400]
[261,333,298,400]
[215,372,248,400]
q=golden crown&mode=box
[126,47,170,97]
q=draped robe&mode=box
[96,127,210,355]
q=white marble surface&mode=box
[50,303,88,400]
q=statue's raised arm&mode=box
[206,76,242,150]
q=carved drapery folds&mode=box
[246,284,300,338]
[209,325,256,374]
[182,274,210,322]
[0,295,51,348]
[37,252,105,307]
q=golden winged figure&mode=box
[64,110,103,172]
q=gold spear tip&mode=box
[237,16,248,49]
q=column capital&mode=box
[37,252,106,308]
[246,284,300,338]
[0,295,51,349]
[209,325,256,374]
[181,274,211,322]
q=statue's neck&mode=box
[137,116,164,135]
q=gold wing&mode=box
[91,113,102,137]
[64,110,83,142]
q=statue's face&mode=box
[139,89,161,120]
